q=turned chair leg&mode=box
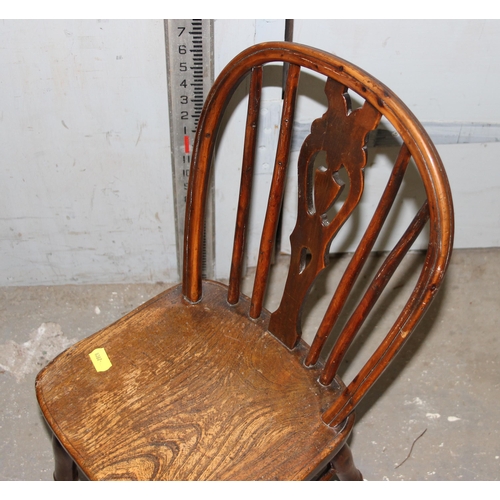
[52,434,78,481]
[330,443,363,481]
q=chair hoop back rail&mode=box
[182,42,454,428]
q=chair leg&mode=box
[52,434,78,481]
[330,443,363,481]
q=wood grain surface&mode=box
[36,281,352,480]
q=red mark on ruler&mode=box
[184,136,190,153]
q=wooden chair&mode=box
[36,42,454,481]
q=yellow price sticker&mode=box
[89,348,112,372]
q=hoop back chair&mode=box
[36,42,454,481]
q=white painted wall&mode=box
[0,20,177,286]
[294,20,500,122]
[1,19,499,286]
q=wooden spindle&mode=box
[228,67,263,305]
[320,200,430,386]
[249,63,301,319]
[305,144,412,366]
[322,247,440,427]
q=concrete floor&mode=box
[1,248,499,481]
